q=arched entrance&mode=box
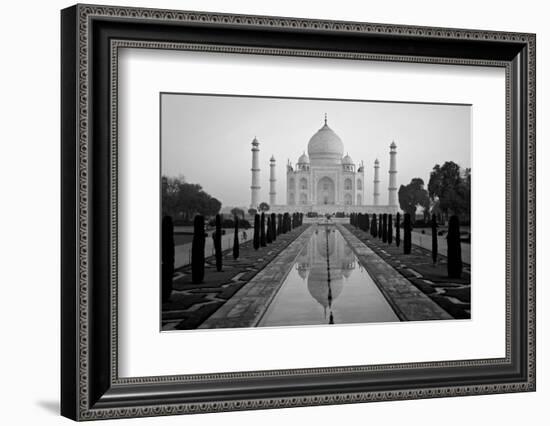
[317,177,335,205]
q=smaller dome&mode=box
[270,155,276,162]
[390,140,397,149]
[297,152,310,164]
[252,136,259,146]
[374,158,380,165]
[342,153,354,165]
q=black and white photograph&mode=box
[160,94,472,330]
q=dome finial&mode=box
[324,113,327,125]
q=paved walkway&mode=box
[200,225,315,329]
[175,229,246,268]
[410,230,471,265]
[337,225,452,321]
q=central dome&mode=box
[307,116,344,162]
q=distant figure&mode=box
[242,230,247,241]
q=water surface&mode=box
[258,225,399,327]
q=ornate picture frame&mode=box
[61,4,535,421]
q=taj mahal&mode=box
[250,114,399,215]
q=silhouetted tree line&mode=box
[396,161,471,226]
[161,176,221,224]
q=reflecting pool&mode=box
[258,225,399,327]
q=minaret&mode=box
[269,155,276,206]
[388,141,398,206]
[373,159,380,205]
[250,137,260,209]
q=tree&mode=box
[258,202,270,212]
[398,178,430,222]
[371,213,378,238]
[403,213,412,254]
[266,216,272,244]
[191,215,206,283]
[253,214,260,250]
[271,213,277,242]
[213,214,223,271]
[161,176,221,222]
[378,213,383,239]
[161,216,174,302]
[382,214,388,243]
[431,213,438,264]
[233,216,239,260]
[388,214,393,245]
[283,213,290,233]
[395,212,401,247]
[230,207,245,220]
[428,162,470,222]
[260,212,266,247]
[447,215,463,278]
[277,214,283,235]
[248,208,257,217]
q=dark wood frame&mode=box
[61,4,536,421]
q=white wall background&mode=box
[0,0,546,424]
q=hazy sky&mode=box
[161,93,471,208]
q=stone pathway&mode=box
[337,225,452,321]
[200,225,315,329]
[162,225,309,330]
[343,224,471,319]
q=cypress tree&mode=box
[431,213,438,264]
[371,214,378,238]
[233,215,239,260]
[447,215,463,278]
[214,214,223,271]
[382,213,388,243]
[191,215,206,283]
[378,213,383,239]
[368,214,372,235]
[403,213,412,254]
[283,213,290,234]
[278,213,283,235]
[396,212,401,247]
[253,214,260,250]
[365,213,370,232]
[266,216,272,244]
[271,213,277,241]
[388,214,393,244]
[260,212,266,247]
[161,215,175,302]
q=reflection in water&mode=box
[258,225,399,327]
